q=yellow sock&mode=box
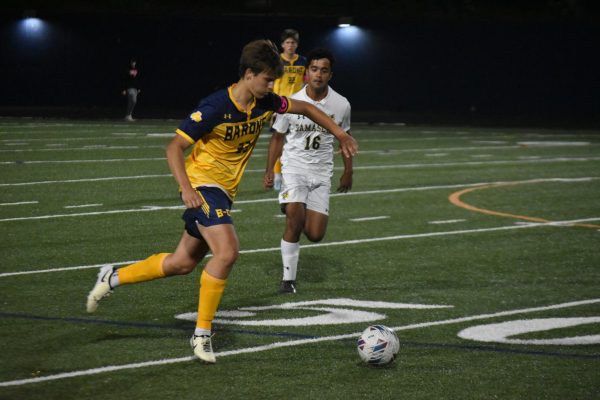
[196,270,227,330]
[117,253,168,285]
[274,158,282,174]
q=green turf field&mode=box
[0,119,599,399]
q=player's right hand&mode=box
[263,172,274,190]
[181,187,204,209]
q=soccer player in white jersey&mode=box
[264,47,353,294]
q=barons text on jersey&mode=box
[176,84,290,199]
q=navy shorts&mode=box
[182,187,233,239]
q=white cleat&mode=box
[190,334,216,363]
[86,265,114,313]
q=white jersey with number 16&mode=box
[272,85,351,178]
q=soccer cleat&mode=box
[86,265,115,313]
[125,115,136,122]
[190,334,216,363]
[279,280,297,294]
[273,173,282,191]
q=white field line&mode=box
[0,141,596,155]
[2,156,600,188]
[0,145,164,153]
[0,144,520,155]
[2,155,600,170]
[0,201,38,206]
[0,177,598,222]
[0,298,597,387]
[2,216,599,279]
[350,216,390,222]
[343,156,600,172]
[0,174,171,188]
[64,204,103,209]
[429,219,466,224]
[0,157,165,165]
[0,136,156,142]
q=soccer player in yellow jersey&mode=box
[273,29,307,97]
[86,39,358,363]
[271,29,308,190]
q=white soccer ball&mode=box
[356,325,400,366]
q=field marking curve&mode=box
[448,179,600,229]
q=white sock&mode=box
[281,239,300,281]
[194,328,211,337]
[109,271,120,288]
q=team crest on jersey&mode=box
[190,111,203,122]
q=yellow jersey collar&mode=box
[228,84,256,117]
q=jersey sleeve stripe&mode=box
[176,129,195,144]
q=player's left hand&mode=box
[337,172,353,193]
[339,134,358,159]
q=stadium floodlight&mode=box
[16,9,49,44]
[337,17,353,28]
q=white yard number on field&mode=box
[175,298,600,346]
[175,298,452,326]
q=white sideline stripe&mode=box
[0,157,165,165]
[0,145,164,153]
[1,177,597,223]
[0,261,140,278]
[348,156,600,171]
[64,204,103,209]
[0,298,597,387]
[2,216,600,278]
[2,158,600,187]
[350,216,390,222]
[429,219,466,224]
[0,174,171,187]
[0,201,38,206]
[0,144,520,155]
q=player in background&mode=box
[122,58,140,121]
[264,47,353,294]
[86,40,358,363]
[271,29,308,190]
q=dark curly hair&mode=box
[306,47,336,70]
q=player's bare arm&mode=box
[338,131,354,193]
[166,134,204,208]
[264,130,286,190]
[288,100,358,158]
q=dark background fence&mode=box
[1,1,599,126]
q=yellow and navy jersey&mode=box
[273,54,308,97]
[176,84,291,200]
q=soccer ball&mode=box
[356,325,399,366]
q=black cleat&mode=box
[279,280,297,294]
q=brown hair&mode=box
[280,28,299,43]
[238,40,283,78]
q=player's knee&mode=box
[305,231,325,243]
[213,248,239,267]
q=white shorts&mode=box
[278,173,331,215]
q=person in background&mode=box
[271,29,308,190]
[122,58,140,121]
